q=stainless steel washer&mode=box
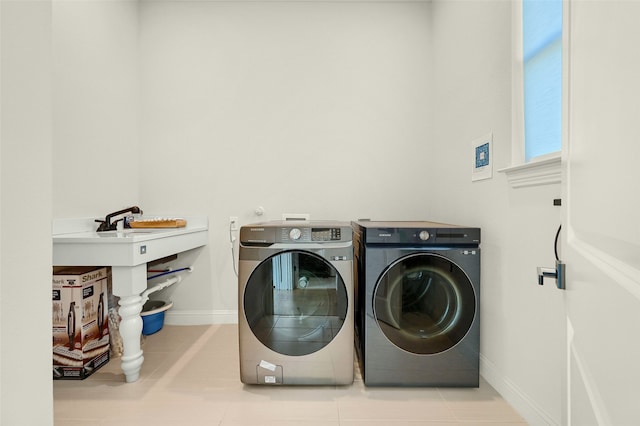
[238,221,354,385]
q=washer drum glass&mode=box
[374,253,476,354]
[244,250,348,356]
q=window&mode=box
[522,0,563,162]
[500,0,564,188]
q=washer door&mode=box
[373,253,476,355]
[244,250,348,356]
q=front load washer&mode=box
[238,221,354,385]
[353,221,480,387]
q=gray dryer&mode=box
[353,221,480,387]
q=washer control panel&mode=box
[311,227,342,241]
[282,227,342,242]
[240,221,352,245]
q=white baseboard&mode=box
[480,354,558,425]
[164,309,238,325]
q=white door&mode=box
[564,1,640,424]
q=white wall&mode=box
[52,0,140,218]
[138,0,433,320]
[429,1,563,425]
[1,1,54,425]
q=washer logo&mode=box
[378,233,392,237]
[332,256,347,261]
[462,250,477,255]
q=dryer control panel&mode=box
[354,220,480,246]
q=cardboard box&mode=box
[52,266,110,379]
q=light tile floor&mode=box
[53,324,528,425]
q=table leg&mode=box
[111,265,147,383]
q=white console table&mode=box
[52,216,208,383]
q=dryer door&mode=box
[373,253,476,354]
[244,250,348,356]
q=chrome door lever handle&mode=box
[537,260,565,290]
[537,267,557,285]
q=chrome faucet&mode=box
[95,206,142,232]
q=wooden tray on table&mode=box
[129,218,187,229]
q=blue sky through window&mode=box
[523,0,562,161]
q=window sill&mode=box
[498,155,561,188]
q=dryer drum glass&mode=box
[374,253,476,355]
[244,250,348,357]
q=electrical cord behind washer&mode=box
[230,221,238,277]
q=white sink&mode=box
[52,216,209,383]
[52,216,208,267]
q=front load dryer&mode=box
[353,221,480,387]
[238,221,354,385]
